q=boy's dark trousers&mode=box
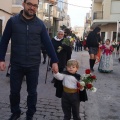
[10,64,39,117]
[62,92,81,120]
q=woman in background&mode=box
[86,27,101,71]
[51,30,67,83]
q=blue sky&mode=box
[68,0,92,27]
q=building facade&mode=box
[0,0,13,39]
[0,0,69,39]
[91,0,120,42]
[73,26,84,39]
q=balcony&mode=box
[93,11,103,20]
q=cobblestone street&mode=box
[0,50,120,120]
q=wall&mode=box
[102,0,111,19]
[0,0,12,33]
[110,0,120,21]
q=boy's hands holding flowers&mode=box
[77,81,85,92]
[77,69,97,92]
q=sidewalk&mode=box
[0,50,120,120]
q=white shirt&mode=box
[53,72,78,89]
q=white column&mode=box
[111,31,113,42]
[105,32,108,41]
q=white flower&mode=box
[86,74,91,77]
[91,87,97,92]
[57,46,63,53]
[82,74,90,79]
[80,81,85,86]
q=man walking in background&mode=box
[0,0,58,120]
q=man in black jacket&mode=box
[0,0,58,120]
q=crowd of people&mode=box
[0,0,119,120]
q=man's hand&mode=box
[0,62,6,71]
[52,63,58,74]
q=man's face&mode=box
[22,0,39,17]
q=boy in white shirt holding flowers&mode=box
[53,59,88,120]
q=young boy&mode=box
[53,59,87,120]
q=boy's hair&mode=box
[24,0,39,3]
[67,59,79,68]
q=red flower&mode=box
[86,83,93,89]
[85,69,91,74]
[77,82,81,88]
[90,75,96,79]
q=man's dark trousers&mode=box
[10,64,39,117]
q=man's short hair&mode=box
[24,0,39,3]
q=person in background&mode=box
[116,41,120,54]
[41,45,47,64]
[98,39,114,73]
[0,0,58,120]
[64,28,74,63]
[86,27,101,72]
[75,39,79,52]
[51,30,66,83]
[83,38,87,50]
[79,40,83,51]
[53,59,88,120]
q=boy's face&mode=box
[66,65,78,74]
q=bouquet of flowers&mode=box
[57,37,75,53]
[112,41,117,48]
[62,38,71,46]
[77,69,97,92]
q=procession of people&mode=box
[0,0,120,120]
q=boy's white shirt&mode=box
[53,72,78,89]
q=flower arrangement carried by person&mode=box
[77,69,97,92]
[57,37,75,53]
[112,40,117,48]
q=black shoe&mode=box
[8,113,20,120]
[26,116,33,120]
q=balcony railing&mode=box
[93,11,103,20]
